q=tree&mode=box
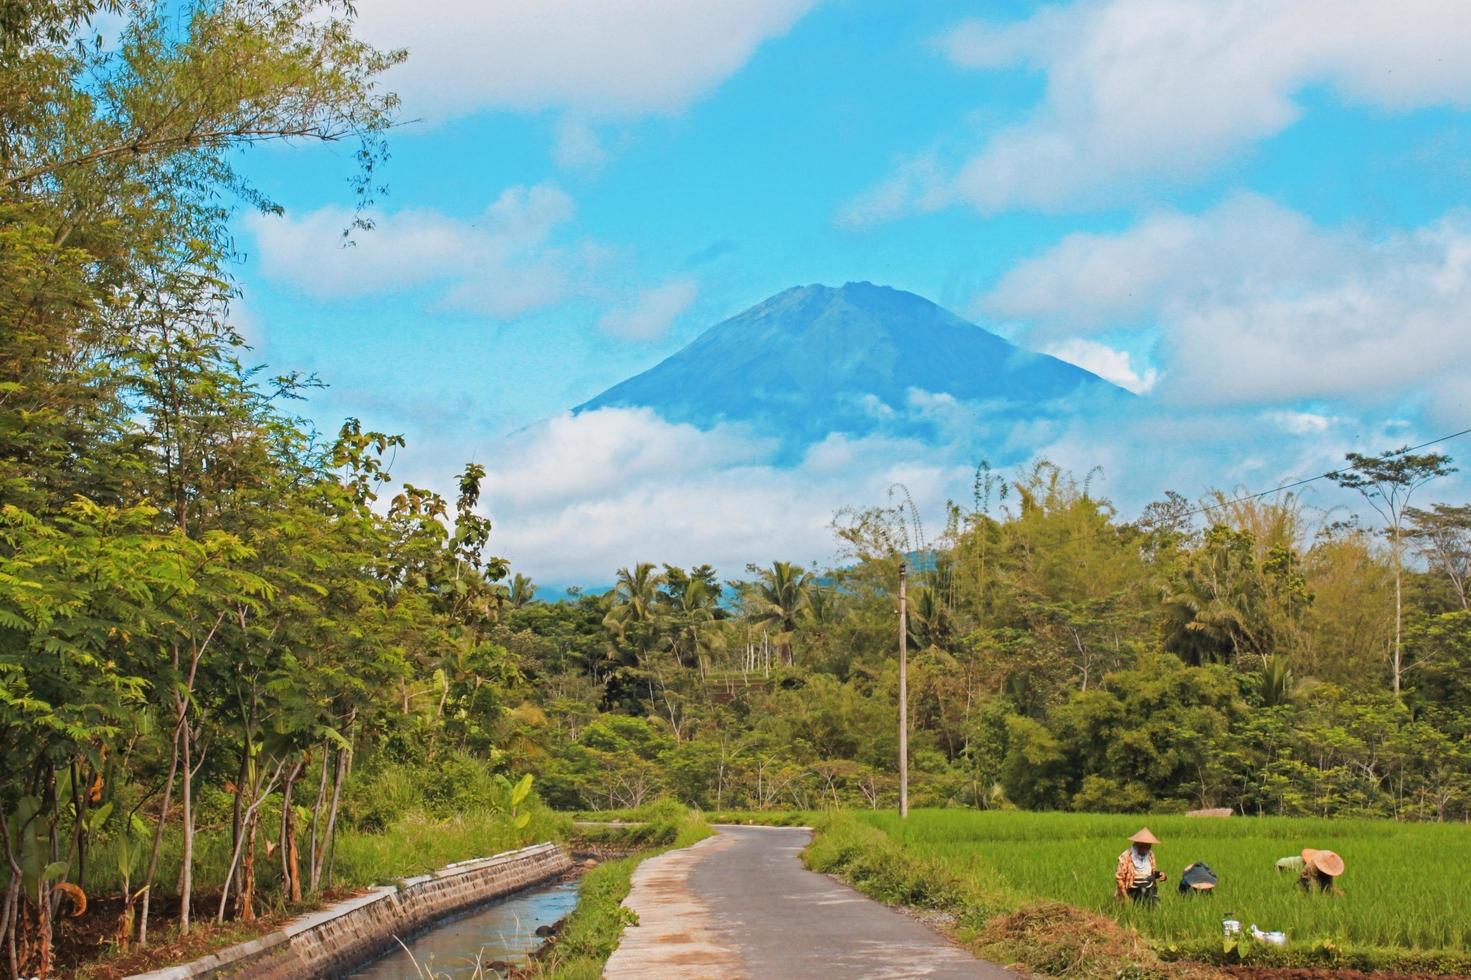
[1,0,410,963]
[508,573,538,609]
[663,573,722,674]
[1407,504,1471,611]
[1329,449,1456,696]
[747,562,814,666]
[603,564,664,654]
[1160,526,1266,665]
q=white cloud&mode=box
[597,279,699,340]
[982,196,1471,406]
[553,119,610,175]
[461,400,1470,584]
[489,408,767,512]
[1043,339,1159,394]
[248,182,580,318]
[1021,405,1372,512]
[987,195,1342,332]
[1262,411,1339,436]
[857,0,1471,215]
[834,157,945,230]
[352,0,818,122]
[481,409,965,582]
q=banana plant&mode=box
[6,796,68,907]
[493,773,534,830]
[112,808,151,948]
[5,794,85,974]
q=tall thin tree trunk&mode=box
[1393,529,1404,697]
[281,759,303,903]
[137,709,181,946]
[1,800,23,980]
[312,747,347,893]
[325,744,352,889]
[230,747,248,891]
[178,721,194,934]
[307,744,329,893]
[237,805,259,922]
[68,761,89,896]
[174,616,217,937]
[216,760,284,924]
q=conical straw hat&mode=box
[1128,827,1160,845]
[1301,848,1344,876]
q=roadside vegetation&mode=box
[542,802,710,980]
[808,809,1471,976]
[4,5,564,973]
[703,810,815,826]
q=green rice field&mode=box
[857,809,1471,955]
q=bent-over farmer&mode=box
[1299,848,1345,893]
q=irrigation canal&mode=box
[343,879,579,978]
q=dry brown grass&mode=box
[977,901,1226,979]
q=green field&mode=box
[811,809,1471,972]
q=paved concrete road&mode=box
[604,825,1014,979]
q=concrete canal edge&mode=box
[127,842,573,980]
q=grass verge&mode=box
[541,805,711,979]
[704,809,818,826]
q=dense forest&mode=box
[3,1,1470,977]
[506,460,1469,822]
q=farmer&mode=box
[1178,861,1217,895]
[1298,848,1345,893]
[1115,828,1166,903]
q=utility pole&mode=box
[898,560,909,819]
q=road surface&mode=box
[603,824,1014,979]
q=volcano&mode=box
[576,281,1130,454]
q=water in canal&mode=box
[344,879,580,979]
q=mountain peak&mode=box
[576,283,1130,455]
[747,281,947,324]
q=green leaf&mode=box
[86,801,114,831]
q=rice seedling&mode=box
[855,809,1471,954]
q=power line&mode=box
[1169,424,1471,527]
[875,422,1471,577]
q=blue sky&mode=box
[232,0,1471,582]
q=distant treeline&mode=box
[495,459,1470,821]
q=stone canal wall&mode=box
[129,842,572,979]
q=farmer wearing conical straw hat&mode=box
[1115,828,1166,903]
[1298,848,1345,893]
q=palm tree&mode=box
[666,576,723,673]
[1255,654,1295,707]
[603,563,665,665]
[907,585,953,650]
[749,561,813,665]
[508,572,537,609]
